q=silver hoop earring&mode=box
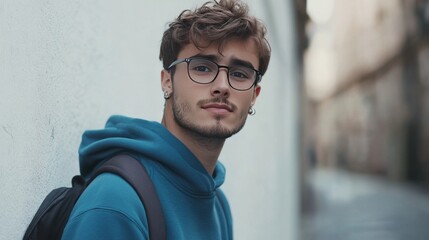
[163,91,170,99]
[248,106,256,116]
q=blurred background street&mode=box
[302,168,429,240]
[298,0,429,239]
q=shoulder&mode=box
[86,173,143,204]
[62,173,148,239]
[215,189,232,220]
[215,189,234,238]
[216,189,230,208]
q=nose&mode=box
[211,68,230,97]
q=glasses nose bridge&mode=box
[216,64,230,79]
[217,64,229,70]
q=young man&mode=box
[62,0,270,239]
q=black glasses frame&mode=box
[167,57,262,91]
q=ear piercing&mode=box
[163,91,170,99]
[248,106,256,116]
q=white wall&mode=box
[0,1,299,239]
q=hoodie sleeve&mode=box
[62,208,147,240]
[62,173,149,240]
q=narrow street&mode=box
[302,168,429,240]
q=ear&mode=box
[251,85,261,105]
[161,69,172,93]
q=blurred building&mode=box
[302,0,429,188]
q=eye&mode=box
[189,59,217,73]
[230,70,248,79]
[229,66,254,81]
[192,65,212,72]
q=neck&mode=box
[161,115,225,175]
[186,133,225,175]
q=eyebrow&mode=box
[190,53,257,70]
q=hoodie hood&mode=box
[78,115,226,194]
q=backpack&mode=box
[23,154,166,240]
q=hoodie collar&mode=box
[79,115,226,195]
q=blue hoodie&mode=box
[62,115,233,240]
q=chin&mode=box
[200,120,246,138]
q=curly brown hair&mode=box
[159,0,271,77]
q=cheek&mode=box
[237,93,255,108]
[172,80,201,105]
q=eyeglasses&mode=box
[167,57,262,91]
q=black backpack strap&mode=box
[91,154,167,240]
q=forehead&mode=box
[178,38,260,69]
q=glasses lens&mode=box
[187,58,257,90]
[228,66,257,90]
[188,59,218,84]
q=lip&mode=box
[202,103,233,114]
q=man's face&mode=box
[162,38,261,139]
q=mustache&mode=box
[197,97,237,111]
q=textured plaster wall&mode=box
[0,1,299,239]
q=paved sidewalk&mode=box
[301,168,429,240]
